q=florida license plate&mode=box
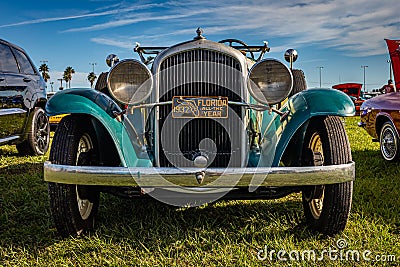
[172,96,228,118]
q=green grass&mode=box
[1,117,399,266]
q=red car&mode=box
[359,39,400,161]
[332,83,364,115]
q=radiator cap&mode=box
[194,27,205,40]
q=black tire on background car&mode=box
[301,116,353,236]
[289,69,307,97]
[48,116,100,237]
[379,121,400,161]
[16,107,50,156]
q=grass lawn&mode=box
[0,117,399,266]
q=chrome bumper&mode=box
[44,161,355,187]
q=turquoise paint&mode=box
[46,88,153,168]
[46,88,354,169]
[258,89,355,167]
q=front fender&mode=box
[46,88,121,117]
[45,88,151,167]
[260,89,355,166]
[295,88,356,117]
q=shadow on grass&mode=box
[2,148,398,255]
[1,161,316,252]
[351,149,400,233]
[0,161,42,176]
[94,195,316,249]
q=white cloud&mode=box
[90,38,134,49]
[0,3,166,29]
[81,0,399,56]
[1,0,398,57]
[63,8,212,33]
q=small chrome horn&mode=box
[284,49,298,69]
[106,54,119,67]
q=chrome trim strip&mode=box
[44,161,355,187]
[0,135,20,144]
[0,108,27,116]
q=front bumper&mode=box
[44,161,355,187]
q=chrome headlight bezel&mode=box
[107,59,153,105]
[247,59,293,105]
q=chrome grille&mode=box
[157,49,244,167]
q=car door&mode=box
[0,43,29,141]
[10,46,39,109]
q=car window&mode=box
[11,47,36,75]
[0,43,20,73]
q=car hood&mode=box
[361,92,400,110]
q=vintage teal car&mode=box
[44,29,355,237]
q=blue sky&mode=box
[1,0,398,91]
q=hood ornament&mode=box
[194,27,205,40]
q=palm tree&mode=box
[87,72,97,88]
[63,73,69,88]
[39,63,50,82]
[63,66,75,88]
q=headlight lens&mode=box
[248,59,293,105]
[107,59,152,105]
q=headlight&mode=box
[247,59,293,105]
[107,59,152,105]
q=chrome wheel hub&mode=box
[307,132,325,219]
[75,134,94,220]
[35,112,49,151]
[381,127,397,160]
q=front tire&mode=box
[379,121,400,161]
[302,116,353,236]
[48,116,100,237]
[17,107,50,155]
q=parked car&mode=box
[359,39,400,161]
[44,29,355,237]
[332,83,365,115]
[0,38,49,155]
[359,92,400,160]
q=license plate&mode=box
[172,96,228,118]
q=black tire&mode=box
[16,107,50,156]
[302,116,353,236]
[379,121,400,161]
[48,116,100,237]
[289,69,307,97]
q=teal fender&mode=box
[45,88,152,167]
[259,89,355,167]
